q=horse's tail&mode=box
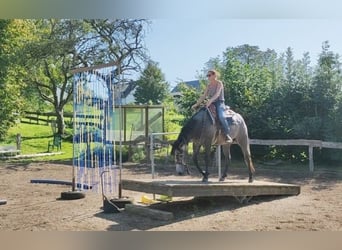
[246,140,255,173]
[238,114,255,174]
[241,136,255,174]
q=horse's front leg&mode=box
[192,143,207,182]
[202,146,212,183]
[219,144,231,182]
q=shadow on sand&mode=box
[94,194,291,231]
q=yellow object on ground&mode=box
[140,195,155,204]
[157,195,172,202]
[140,194,172,204]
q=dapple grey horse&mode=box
[171,107,255,183]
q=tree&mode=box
[0,20,33,139]
[19,19,149,135]
[0,20,15,139]
[221,45,275,137]
[134,61,169,104]
[173,81,203,124]
[310,41,342,140]
[265,48,314,139]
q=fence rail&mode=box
[149,135,342,174]
[249,139,342,171]
[22,111,73,125]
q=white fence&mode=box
[149,133,342,175]
[249,139,342,172]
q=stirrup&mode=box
[225,134,233,143]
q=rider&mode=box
[191,69,233,143]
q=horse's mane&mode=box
[179,117,196,141]
[171,113,196,155]
[177,108,206,144]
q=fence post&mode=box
[309,145,314,172]
[16,133,21,152]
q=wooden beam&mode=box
[249,139,342,172]
[249,139,322,147]
[322,141,342,149]
[70,61,118,74]
[122,179,301,197]
[125,204,174,221]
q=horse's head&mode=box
[171,137,188,175]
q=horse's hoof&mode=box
[219,174,227,182]
[248,177,254,183]
[202,177,208,183]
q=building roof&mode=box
[171,80,201,94]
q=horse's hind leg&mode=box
[240,141,255,183]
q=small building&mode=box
[171,80,201,98]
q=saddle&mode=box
[207,104,236,144]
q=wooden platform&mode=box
[121,179,300,198]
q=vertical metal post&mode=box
[118,69,123,198]
[145,106,149,160]
[150,134,155,179]
[150,133,156,200]
[217,145,221,180]
[123,107,127,142]
[72,73,77,192]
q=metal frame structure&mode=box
[72,62,121,195]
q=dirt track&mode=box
[0,161,341,231]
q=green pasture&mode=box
[2,122,73,161]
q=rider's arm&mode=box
[192,86,209,109]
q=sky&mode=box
[144,19,342,87]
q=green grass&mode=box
[2,122,73,161]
